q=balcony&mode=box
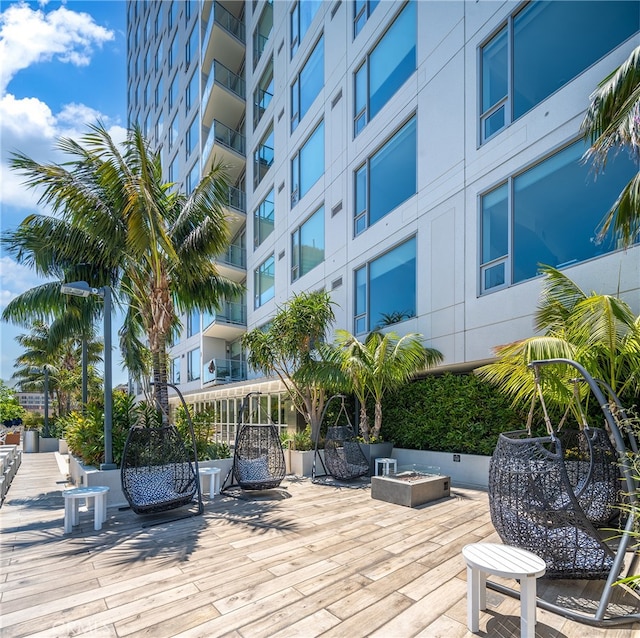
[202,120,245,183]
[202,301,246,340]
[253,87,273,129]
[253,143,273,189]
[215,241,246,283]
[202,1,245,72]
[202,60,245,130]
[202,357,247,385]
[224,185,246,239]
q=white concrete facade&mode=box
[126,0,640,412]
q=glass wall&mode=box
[291,35,324,131]
[354,236,416,333]
[480,1,639,142]
[254,123,274,189]
[292,206,324,281]
[187,347,201,381]
[255,254,275,308]
[480,140,639,292]
[354,116,416,235]
[254,188,275,247]
[354,1,415,135]
[291,121,324,205]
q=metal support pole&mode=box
[82,338,88,414]
[43,366,50,437]
[100,286,116,470]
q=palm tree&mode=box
[327,330,443,442]
[477,266,640,412]
[4,123,243,417]
[581,44,640,247]
[12,321,103,417]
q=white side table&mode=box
[63,486,110,533]
[374,457,397,476]
[198,467,222,498]
[462,543,546,638]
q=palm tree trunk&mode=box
[359,401,370,442]
[372,402,383,441]
[152,346,169,424]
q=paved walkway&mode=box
[1,452,638,637]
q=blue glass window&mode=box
[185,71,197,115]
[255,255,275,308]
[480,140,639,292]
[292,206,324,281]
[254,59,274,129]
[480,1,639,142]
[354,116,416,234]
[186,162,199,195]
[254,124,274,189]
[172,357,180,384]
[254,188,275,247]
[187,309,200,337]
[291,0,321,57]
[291,36,324,131]
[354,1,416,135]
[187,347,201,381]
[253,1,273,69]
[291,121,324,205]
[354,237,417,333]
[354,0,379,37]
[186,117,198,158]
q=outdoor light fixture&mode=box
[61,280,116,470]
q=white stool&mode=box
[63,486,109,533]
[198,467,222,498]
[374,457,397,476]
[462,543,546,638]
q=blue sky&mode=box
[0,0,128,385]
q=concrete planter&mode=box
[39,438,59,453]
[289,449,314,477]
[390,449,490,489]
[58,439,68,454]
[68,454,126,508]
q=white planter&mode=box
[58,439,68,454]
[289,449,315,477]
[69,455,127,508]
[390,448,490,489]
[39,437,60,453]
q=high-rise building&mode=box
[126,0,640,437]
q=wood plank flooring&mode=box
[1,453,638,637]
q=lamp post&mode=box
[30,366,50,437]
[61,281,116,470]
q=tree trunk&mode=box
[359,402,370,442]
[372,401,383,441]
[152,346,169,424]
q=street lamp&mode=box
[61,281,116,470]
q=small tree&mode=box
[328,330,443,442]
[242,290,336,440]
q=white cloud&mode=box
[0,1,114,93]
[0,255,50,313]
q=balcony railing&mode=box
[253,32,269,68]
[203,60,246,106]
[202,1,246,57]
[253,88,273,127]
[203,301,246,329]
[220,242,246,269]
[202,120,246,164]
[226,185,246,213]
[203,357,247,384]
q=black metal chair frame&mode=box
[487,358,639,627]
[120,381,203,525]
[312,395,369,482]
[221,392,287,494]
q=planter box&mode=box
[391,449,490,489]
[371,472,451,507]
[39,437,59,453]
[5,433,20,446]
[59,439,68,454]
[288,449,314,477]
[23,430,39,453]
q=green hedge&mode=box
[379,373,528,456]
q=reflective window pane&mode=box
[299,121,324,198]
[481,27,507,113]
[481,183,508,264]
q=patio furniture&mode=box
[121,382,203,521]
[488,358,640,626]
[199,466,222,498]
[63,486,109,532]
[462,543,546,638]
[312,395,369,482]
[375,457,397,476]
[222,392,286,492]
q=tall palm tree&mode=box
[4,123,243,417]
[327,330,443,442]
[581,44,640,247]
[477,266,640,412]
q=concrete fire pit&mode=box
[371,469,451,507]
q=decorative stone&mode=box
[371,471,451,507]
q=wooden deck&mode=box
[1,452,638,638]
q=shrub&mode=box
[380,373,528,456]
[62,391,135,467]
